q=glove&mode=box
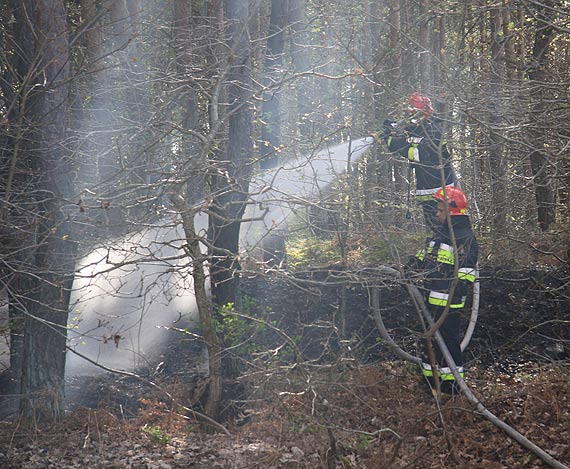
[379,120,395,139]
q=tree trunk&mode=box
[76,0,116,235]
[418,0,430,88]
[387,0,406,197]
[288,0,312,140]
[527,0,556,232]
[260,0,288,169]
[209,0,254,310]
[488,3,508,235]
[110,0,133,51]
[10,0,75,422]
[172,0,204,203]
[173,197,223,421]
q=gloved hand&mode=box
[401,254,424,280]
[380,119,395,139]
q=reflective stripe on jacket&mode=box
[384,120,455,195]
[413,216,479,309]
[421,362,465,381]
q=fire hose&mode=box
[369,265,480,360]
[368,267,568,469]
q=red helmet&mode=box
[403,92,434,119]
[433,186,468,216]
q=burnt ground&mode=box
[1,265,570,468]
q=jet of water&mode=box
[66,137,374,374]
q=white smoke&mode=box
[66,215,208,375]
[66,137,374,375]
[241,137,374,252]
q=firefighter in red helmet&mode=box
[378,92,458,231]
[403,92,435,119]
[410,186,478,395]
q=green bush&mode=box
[215,296,271,358]
[286,236,342,268]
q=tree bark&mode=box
[418,0,430,88]
[387,0,406,199]
[527,0,556,232]
[260,0,288,169]
[288,0,313,140]
[9,0,76,421]
[172,197,223,421]
[488,3,508,235]
[172,0,205,203]
[209,0,254,309]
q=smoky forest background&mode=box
[1,0,570,468]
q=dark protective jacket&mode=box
[414,215,479,310]
[383,119,456,201]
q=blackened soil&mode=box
[241,264,570,372]
[2,265,570,468]
[10,264,567,421]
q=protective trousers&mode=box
[421,306,464,394]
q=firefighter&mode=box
[378,93,458,231]
[411,186,479,395]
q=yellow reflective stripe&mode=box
[428,298,448,306]
[416,249,426,261]
[418,242,436,259]
[408,145,420,162]
[436,244,454,264]
[416,187,440,201]
[425,241,437,256]
[458,268,477,283]
[421,364,464,380]
[387,136,392,146]
[419,240,455,264]
[421,363,434,377]
[439,370,465,381]
[416,188,439,196]
[439,366,465,380]
[428,291,464,308]
[428,291,449,306]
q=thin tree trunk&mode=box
[488,3,508,235]
[288,0,312,140]
[260,0,288,169]
[172,0,204,203]
[418,0,430,87]
[172,196,223,421]
[388,0,406,197]
[527,0,556,231]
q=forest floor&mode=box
[1,265,570,468]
